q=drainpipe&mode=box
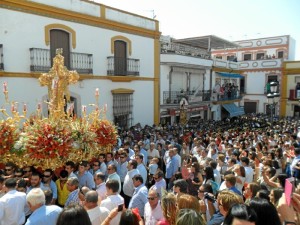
[169,67,173,99]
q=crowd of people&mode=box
[1,114,300,225]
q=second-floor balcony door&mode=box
[50,29,70,69]
[114,40,127,75]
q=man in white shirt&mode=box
[100,180,124,225]
[84,190,109,225]
[123,159,139,207]
[147,142,160,161]
[144,189,164,225]
[94,172,106,203]
[0,178,27,225]
[241,157,254,183]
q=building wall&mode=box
[281,61,300,117]
[0,0,160,127]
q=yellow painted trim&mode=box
[280,67,288,117]
[111,36,132,56]
[212,67,244,74]
[1,0,160,39]
[154,37,160,125]
[0,71,154,82]
[212,99,242,105]
[111,88,134,94]
[45,24,76,49]
[100,5,106,19]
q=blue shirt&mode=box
[128,184,148,216]
[117,161,128,182]
[65,189,80,207]
[76,171,95,189]
[165,157,179,179]
[25,205,62,225]
[229,186,242,196]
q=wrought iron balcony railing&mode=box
[163,90,212,104]
[107,56,140,76]
[160,42,211,59]
[30,48,93,74]
[0,44,4,70]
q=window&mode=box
[215,56,222,60]
[114,40,127,75]
[277,51,284,58]
[113,93,133,129]
[227,55,236,61]
[50,29,70,69]
[267,75,277,83]
[243,53,252,61]
[256,53,265,60]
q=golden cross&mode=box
[39,49,79,120]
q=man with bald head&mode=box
[84,190,109,225]
[144,189,164,225]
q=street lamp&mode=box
[266,81,280,123]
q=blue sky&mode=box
[96,0,300,60]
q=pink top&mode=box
[157,219,170,225]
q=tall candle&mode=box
[95,88,99,97]
[3,82,7,93]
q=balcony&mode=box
[160,42,211,59]
[213,59,239,70]
[239,58,282,70]
[163,90,212,105]
[107,56,140,76]
[30,48,93,74]
[0,44,3,70]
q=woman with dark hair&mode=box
[187,162,203,196]
[203,166,215,184]
[275,147,285,171]
[56,205,92,225]
[198,183,218,222]
[269,188,283,207]
[249,197,281,225]
[256,189,270,202]
[118,209,141,225]
[243,183,261,204]
[223,204,257,225]
[233,165,246,194]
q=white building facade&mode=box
[212,35,296,116]
[0,0,160,128]
[159,35,245,124]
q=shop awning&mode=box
[222,103,245,117]
[218,72,244,78]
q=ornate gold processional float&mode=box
[0,49,117,169]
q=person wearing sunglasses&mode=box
[144,189,163,225]
[128,174,148,219]
[4,162,16,179]
[43,169,57,205]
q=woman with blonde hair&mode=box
[177,194,201,212]
[157,193,177,225]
